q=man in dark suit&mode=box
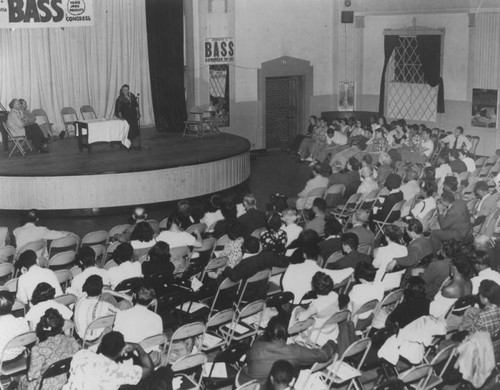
[430,190,472,251]
[328,157,361,200]
[347,209,375,251]
[372,173,404,223]
[388,219,433,270]
[319,218,343,262]
[327,232,371,270]
[238,193,267,237]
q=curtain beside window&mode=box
[417,35,445,113]
[378,35,399,115]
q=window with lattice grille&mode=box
[386,36,438,122]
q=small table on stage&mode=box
[76,118,131,153]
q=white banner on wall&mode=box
[0,0,93,28]
[204,37,234,64]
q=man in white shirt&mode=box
[435,155,453,195]
[282,245,353,304]
[440,126,472,152]
[471,251,500,294]
[459,149,476,173]
[16,250,63,304]
[14,209,68,250]
[400,170,421,201]
[289,164,329,210]
[114,286,163,344]
[68,246,110,297]
[107,243,142,289]
[372,225,408,281]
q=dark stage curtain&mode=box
[417,35,445,113]
[378,35,399,115]
[145,0,187,132]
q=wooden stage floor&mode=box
[0,128,250,176]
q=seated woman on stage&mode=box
[6,98,48,153]
[115,84,140,149]
[19,99,53,139]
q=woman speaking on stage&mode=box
[115,84,141,150]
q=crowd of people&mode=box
[1,114,500,389]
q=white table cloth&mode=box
[80,118,131,148]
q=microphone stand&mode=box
[134,93,151,151]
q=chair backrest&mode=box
[206,308,235,329]
[398,364,433,387]
[171,352,207,388]
[381,269,406,292]
[48,251,76,270]
[237,299,265,319]
[80,105,97,120]
[60,107,78,122]
[288,317,315,336]
[166,322,205,364]
[201,256,228,281]
[1,331,38,363]
[352,299,379,321]
[3,277,18,293]
[16,240,47,260]
[325,184,346,207]
[238,269,271,304]
[103,241,121,266]
[188,106,204,121]
[421,208,437,233]
[323,251,344,268]
[54,269,72,290]
[251,227,267,238]
[430,344,457,377]
[380,288,404,308]
[145,219,159,235]
[235,380,260,390]
[104,260,118,270]
[0,262,14,279]
[323,309,351,329]
[380,200,405,224]
[341,337,372,368]
[108,224,131,238]
[474,156,487,169]
[209,277,241,314]
[38,356,72,390]
[470,136,480,157]
[357,243,372,255]
[194,237,217,253]
[304,187,327,209]
[0,245,16,263]
[139,333,168,355]
[53,293,77,307]
[31,109,51,126]
[82,314,115,348]
[159,217,169,231]
[214,234,230,250]
[186,223,207,236]
[81,230,109,247]
[49,234,80,258]
[333,275,352,295]
[114,277,143,293]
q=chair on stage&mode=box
[80,105,97,120]
[1,121,33,158]
[183,106,204,137]
[31,108,54,138]
[60,107,79,138]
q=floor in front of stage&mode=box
[0,128,250,176]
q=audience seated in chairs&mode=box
[15,250,63,304]
[288,163,328,211]
[108,243,142,289]
[372,173,404,224]
[114,206,148,243]
[156,211,203,249]
[259,213,287,256]
[372,225,408,282]
[113,285,162,344]
[327,232,371,271]
[238,193,267,237]
[20,308,80,390]
[14,209,68,250]
[318,219,343,262]
[68,246,110,297]
[0,290,30,363]
[129,221,156,251]
[237,315,336,386]
[347,209,375,251]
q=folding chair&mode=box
[80,105,97,120]
[183,106,205,137]
[31,108,54,138]
[48,251,76,270]
[145,219,159,235]
[0,263,14,284]
[352,299,380,335]
[332,193,362,220]
[201,308,236,352]
[204,341,250,389]
[53,293,77,307]
[358,243,373,256]
[372,289,404,325]
[306,309,351,348]
[48,234,80,259]
[114,277,143,294]
[54,269,73,291]
[478,155,497,178]
[250,227,267,239]
[82,314,116,349]
[171,352,207,390]
[373,200,404,238]
[288,317,315,337]
[60,107,78,138]
[380,269,406,292]
[108,224,131,239]
[15,240,47,262]
[3,278,18,293]
[186,223,207,236]
[422,345,458,390]
[220,300,265,345]
[298,354,337,390]
[0,246,15,264]
[159,217,169,231]
[358,188,380,210]
[139,333,168,367]
[321,337,372,390]
[474,156,487,169]
[237,269,271,306]
[171,246,193,277]
[37,356,72,390]
[397,364,433,390]
[211,235,230,257]
[81,230,109,247]
[333,274,353,295]
[102,241,120,267]
[324,184,346,209]
[323,251,344,269]
[1,121,32,158]
[0,331,38,390]
[469,136,480,158]
[266,266,287,296]
[165,322,206,365]
[234,380,259,390]
[103,260,118,270]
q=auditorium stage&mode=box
[0,129,251,213]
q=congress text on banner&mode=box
[0,0,94,28]
[204,37,234,64]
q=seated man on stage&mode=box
[7,98,48,153]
